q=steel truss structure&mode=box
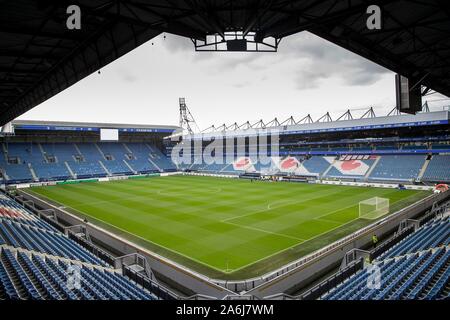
[198,105,434,133]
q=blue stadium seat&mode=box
[101,160,133,175]
[422,155,450,182]
[322,215,450,300]
[0,249,156,300]
[302,157,331,176]
[0,195,160,300]
[369,155,425,181]
[32,162,71,181]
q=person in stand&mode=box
[372,234,379,249]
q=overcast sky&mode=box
[18,31,447,130]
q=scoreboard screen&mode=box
[100,128,118,141]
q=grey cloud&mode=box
[161,34,216,62]
[161,34,192,52]
[278,32,391,89]
[343,62,389,86]
[294,69,329,90]
[209,54,269,74]
[162,34,270,70]
[161,31,390,87]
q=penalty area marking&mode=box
[221,201,361,253]
[23,191,229,273]
[220,190,344,223]
[227,192,426,273]
[29,189,306,274]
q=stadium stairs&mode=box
[0,194,163,300]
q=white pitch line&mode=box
[220,190,344,223]
[224,221,305,242]
[267,199,298,210]
[228,193,424,273]
[227,216,361,273]
[26,191,230,274]
[220,201,359,246]
[157,187,222,197]
[60,186,223,209]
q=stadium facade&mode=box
[169,110,450,184]
[2,110,449,185]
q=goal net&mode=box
[359,197,390,220]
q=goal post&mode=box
[359,197,390,220]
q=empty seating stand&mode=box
[32,162,71,181]
[0,142,177,183]
[369,155,425,181]
[1,163,33,182]
[101,160,133,175]
[422,155,450,182]
[302,157,332,176]
[40,143,80,163]
[69,161,106,179]
[325,158,376,179]
[321,216,450,300]
[379,218,450,260]
[125,143,159,173]
[146,145,177,171]
[0,141,446,184]
[322,248,449,300]
[0,249,156,300]
[0,195,159,300]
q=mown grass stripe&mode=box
[30,175,429,276]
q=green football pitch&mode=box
[29,175,429,279]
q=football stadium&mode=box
[0,1,450,305]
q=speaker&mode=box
[395,74,422,114]
[227,39,247,51]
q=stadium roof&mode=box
[11,119,178,132]
[186,110,450,139]
[1,1,450,126]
